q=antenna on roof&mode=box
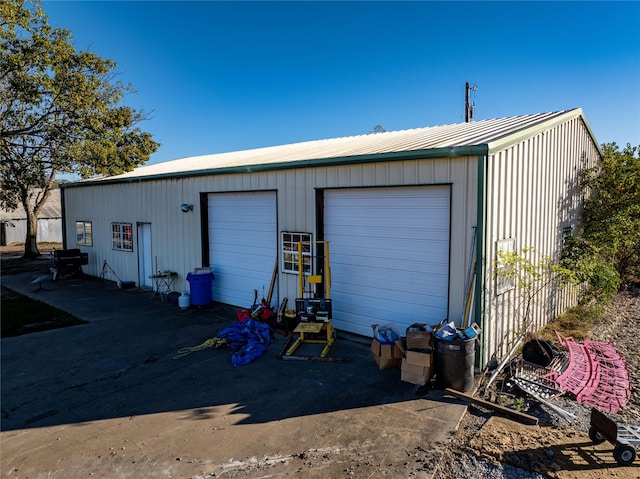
[465,82,477,122]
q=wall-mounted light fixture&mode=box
[180,203,194,213]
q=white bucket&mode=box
[178,293,191,310]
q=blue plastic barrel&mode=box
[186,272,213,306]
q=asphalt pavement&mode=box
[1,268,467,478]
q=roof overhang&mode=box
[487,108,602,156]
[62,144,490,188]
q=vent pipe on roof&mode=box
[465,82,477,122]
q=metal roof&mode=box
[0,189,61,220]
[74,108,596,185]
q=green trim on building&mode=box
[61,145,490,189]
[487,108,602,156]
[475,154,487,367]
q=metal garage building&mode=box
[60,108,601,367]
[0,189,62,246]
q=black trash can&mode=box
[186,272,214,306]
[435,336,476,392]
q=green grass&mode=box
[538,304,602,343]
[1,287,88,337]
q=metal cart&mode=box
[589,407,639,466]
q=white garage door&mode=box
[324,186,450,337]
[208,191,277,307]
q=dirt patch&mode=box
[435,291,640,479]
[469,416,639,478]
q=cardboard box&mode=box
[406,349,433,367]
[370,338,402,370]
[397,337,433,363]
[373,354,401,370]
[406,323,433,350]
[401,358,435,386]
[370,338,403,359]
[396,337,436,384]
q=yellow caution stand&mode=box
[285,241,335,357]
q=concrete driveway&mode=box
[1,271,466,478]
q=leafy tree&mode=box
[560,234,619,304]
[1,0,159,257]
[579,143,640,288]
[495,247,576,336]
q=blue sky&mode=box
[43,1,640,165]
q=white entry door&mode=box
[137,223,153,288]
[324,186,451,337]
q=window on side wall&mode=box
[495,238,516,295]
[111,222,133,251]
[281,232,312,274]
[76,221,92,246]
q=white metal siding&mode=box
[61,180,205,291]
[207,191,277,307]
[324,186,451,337]
[60,110,601,368]
[62,156,476,335]
[481,117,601,366]
[1,218,62,245]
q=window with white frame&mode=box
[111,222,133,251]
[76,221,92,246]
[281,232,312,274]
[495,238,516,295]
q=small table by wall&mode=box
[149,273,178,302]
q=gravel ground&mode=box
[433,291,640,479]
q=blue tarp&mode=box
[216,319,273,367]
